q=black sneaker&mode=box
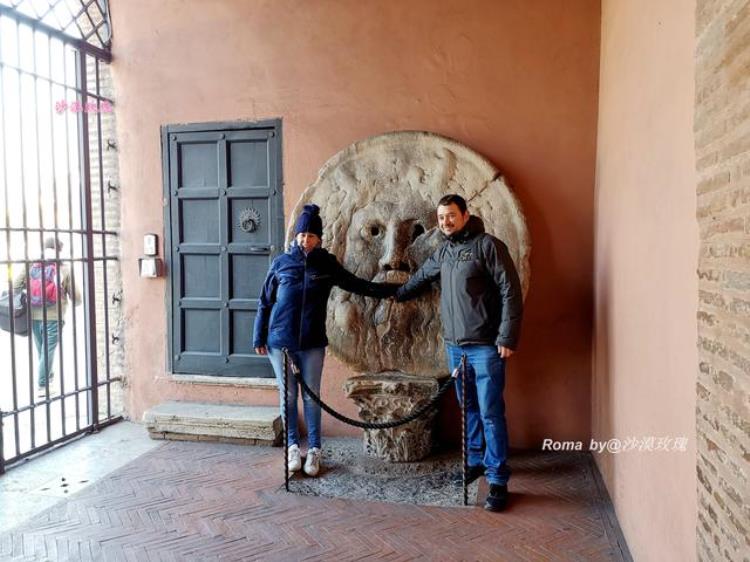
[484,484,508,512]
[453,465,484,484]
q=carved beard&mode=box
[355,291,443,375]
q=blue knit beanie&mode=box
[294,204,323,237]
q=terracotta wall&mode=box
[110,0,601,444]
[593,1,698,560]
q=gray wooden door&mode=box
[164,121,283,377]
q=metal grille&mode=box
[0,0,111,50]
[0,1,121,472]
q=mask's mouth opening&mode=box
[378,270,411,284]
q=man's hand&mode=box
[385,283,402,299]
[497,346,514,359]
[254,346,267,356]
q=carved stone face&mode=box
[328,196,446,376]
[346,199,436,282]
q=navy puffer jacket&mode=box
[253,244,397,351]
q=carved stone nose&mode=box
[379,225,411,273]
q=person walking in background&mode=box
[14,236,81,398]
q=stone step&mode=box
[143,401,281,446]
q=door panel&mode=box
[165,122,282,377]
[230,254,270,299]
[231,311,255,354]
[179,142,219,188]
[184,310,221,353]
[229,140,269,187]
[180,199,220,243]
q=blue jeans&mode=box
[268,347,325,449]
[32,320,60,387]
[446,343,511,486]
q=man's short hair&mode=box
[437,194,468,214]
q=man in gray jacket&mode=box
[396,194,523,512]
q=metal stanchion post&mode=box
[282,348,289,492]
[460,354,468,507]
[0,410,5,475]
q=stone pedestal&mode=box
[343,373,439,462]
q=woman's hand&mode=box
[254,346,268,355]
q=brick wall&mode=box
[695,1,750,559]
[85,56,125,419]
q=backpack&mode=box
[29,262,60,307]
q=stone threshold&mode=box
[170,374,278,389]
[143,401,282,446]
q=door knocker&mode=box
[239,208,262,233]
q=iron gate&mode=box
[0,1,122,473]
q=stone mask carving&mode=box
[288,131,530,378]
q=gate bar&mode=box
[63,44,83,433]
[94,58,113,420]
[31,19,55,442]
[47,33,68,433]
[0,11,20,464]
[77,48,100,430]
[15,19,37,450]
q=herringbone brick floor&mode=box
[0,441,631,561]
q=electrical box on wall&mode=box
[139,234,163,278]
[138,257,163,278]
[143,233,158,256]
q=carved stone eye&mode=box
[362,223,384,240]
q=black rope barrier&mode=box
[282,349,456,430]
[280,348,470,507]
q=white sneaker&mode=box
[287,444,302,472]
[304,447,322,476]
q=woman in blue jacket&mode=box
[253,204,397,477]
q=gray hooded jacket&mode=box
[396,216,523,350]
